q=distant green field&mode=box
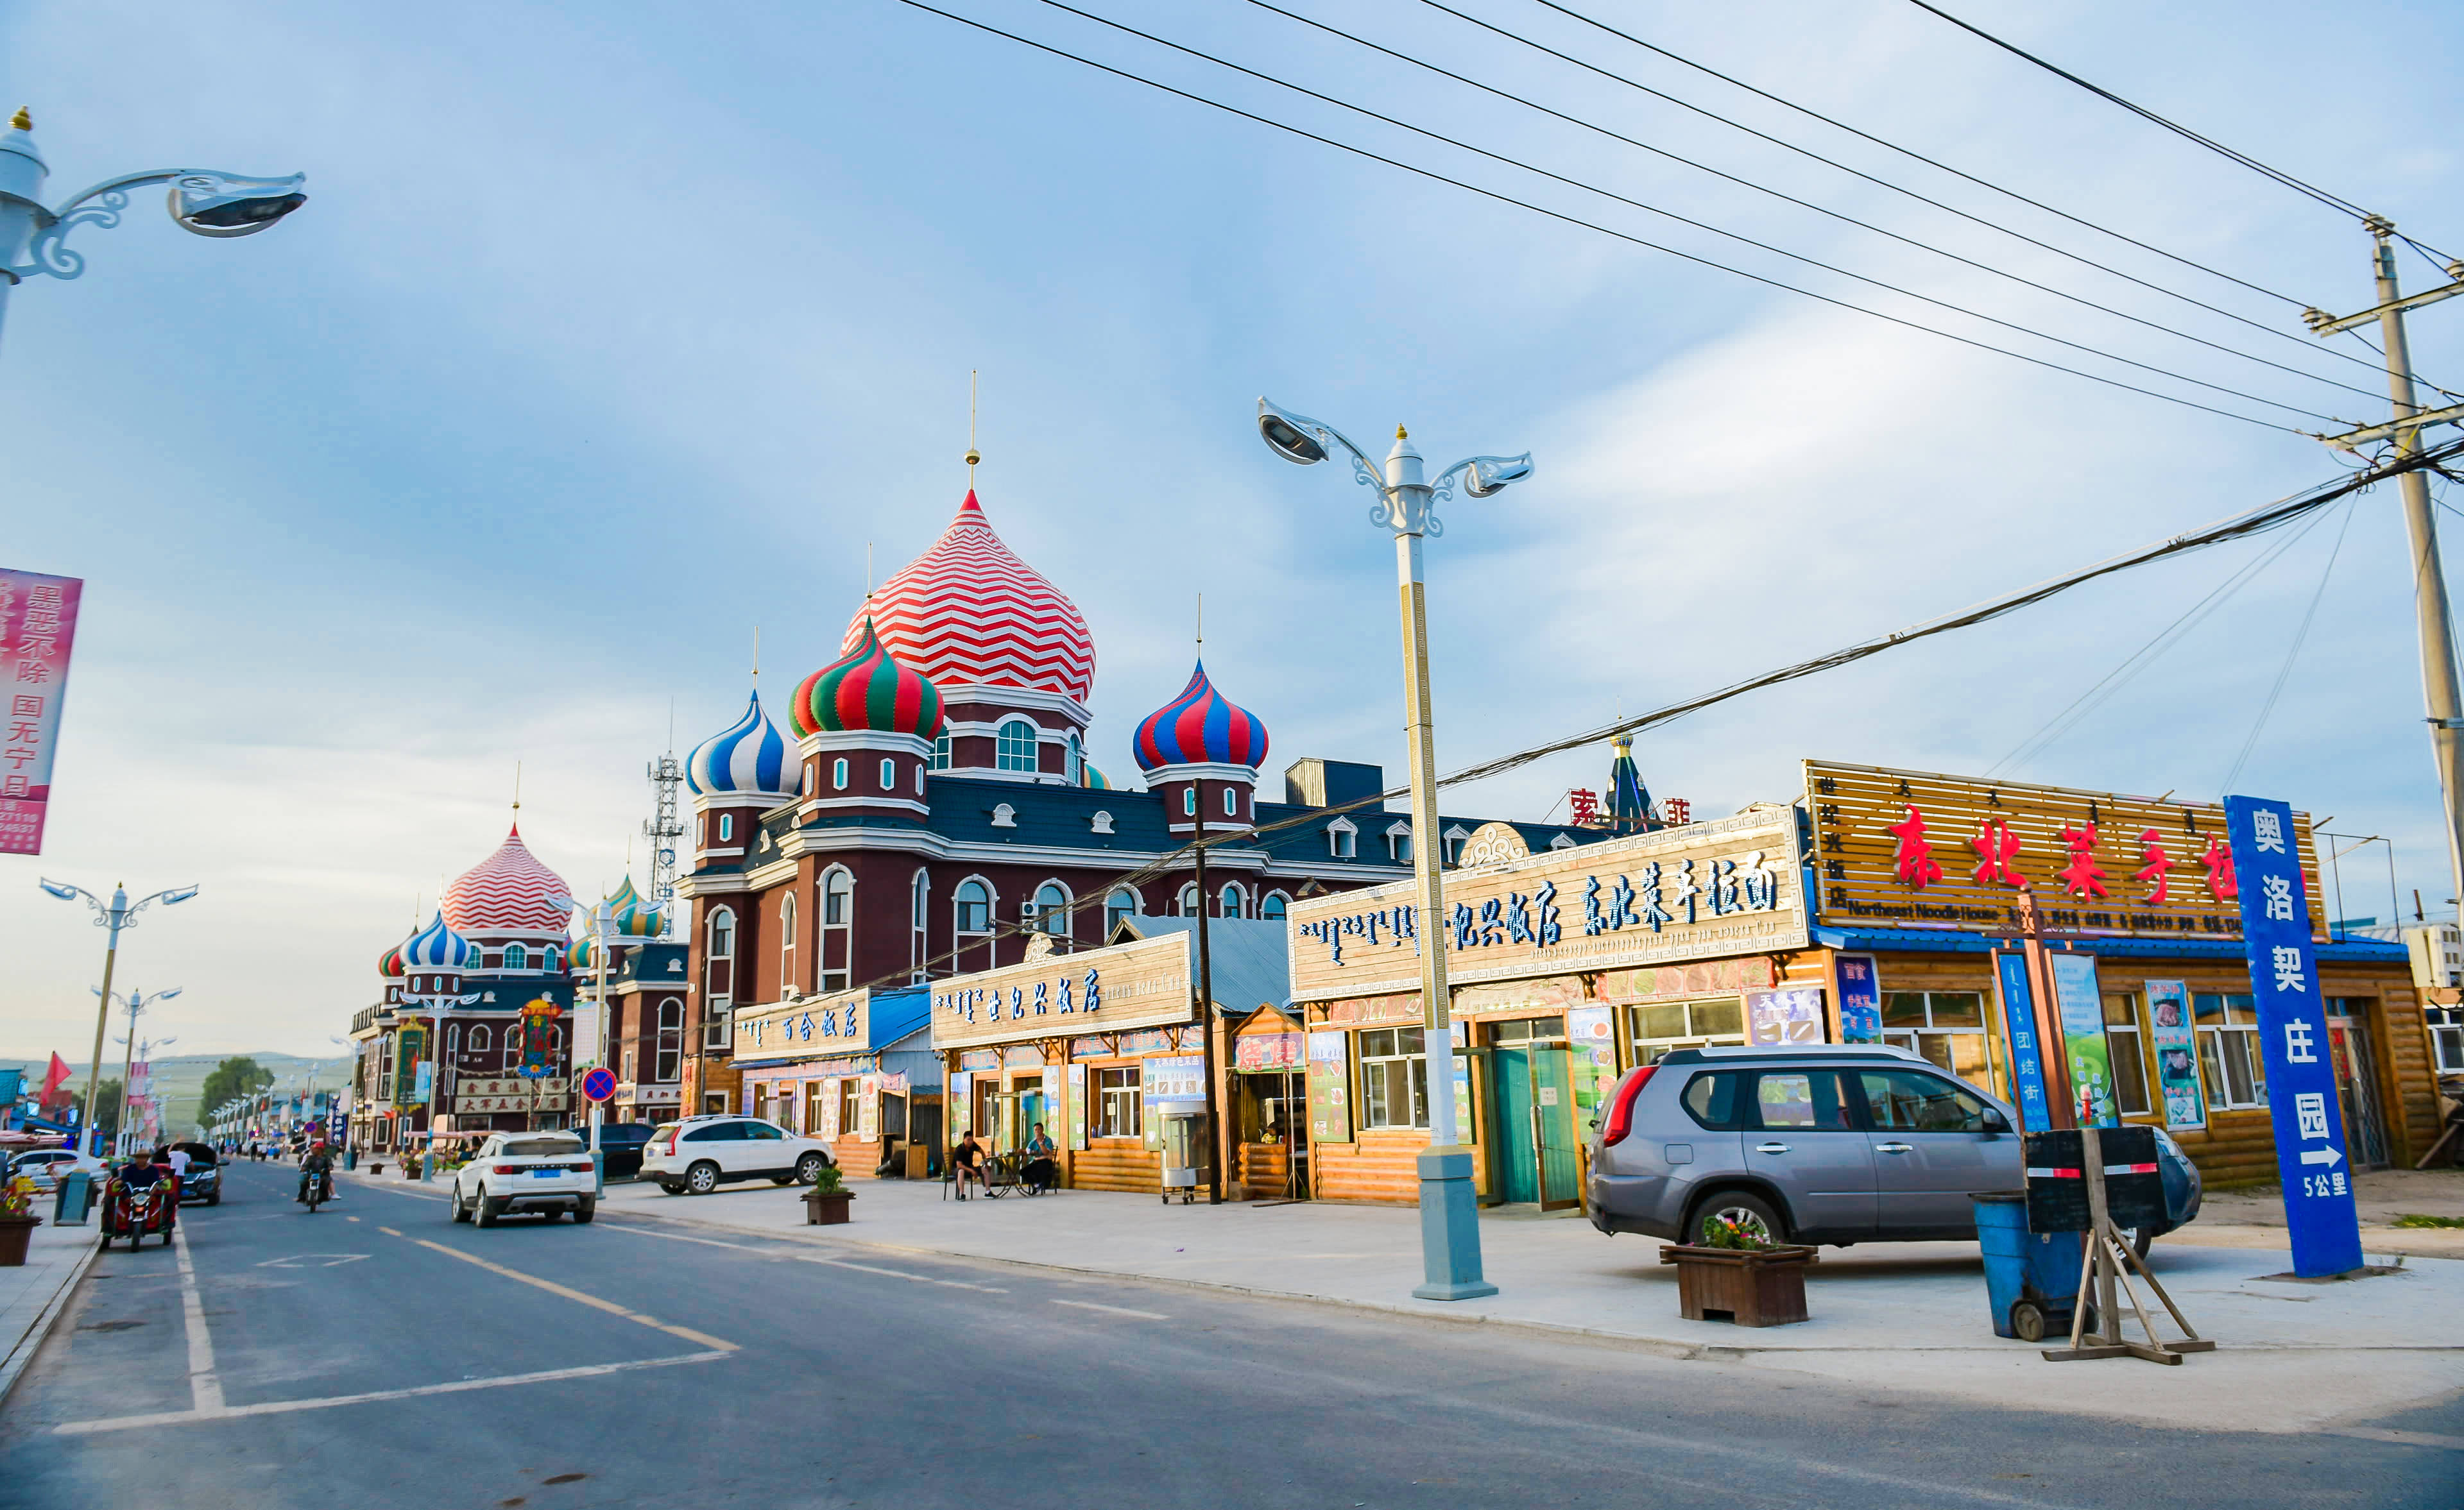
[1,1053,351,1139]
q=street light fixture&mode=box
[0,108,308,353]
[99,985,181,1157]
[1254,397,1532,1302]
[40,879,198,1157]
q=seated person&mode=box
[952,1132,988,1198]
[1022,1123,1059,1192]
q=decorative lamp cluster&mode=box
[686,690,796,798]
[1133,661,1269,772]
[400,910,474,971]
[792,615,945,740]
[855,491,1096,704]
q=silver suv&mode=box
[1586,1045,2200,1248]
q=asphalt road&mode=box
[1,1157,2454,1509]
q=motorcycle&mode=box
[301,1168,330,1212]
[100,1175,176,1250]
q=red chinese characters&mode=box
[1971,817,2027,888]
[1888,804,1944,889]
[2134,829,2174,904]
[2198,835,2237,901]
[1663,797,1691,825]
[1567,788,1600,827]
[2055,822,2109,900]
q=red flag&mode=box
[38,1053,70,1105]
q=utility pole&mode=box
[2306,224,2464,922]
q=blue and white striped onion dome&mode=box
[687,690,795,798]
[400,910,474,971]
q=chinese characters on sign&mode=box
[1991,953,2055,1132]
[1806,760,2321,940]
[2143,978,2206,1132]
[1835,954,1883,1043]
[2225,794,2364,1278]
[0,570,81,856]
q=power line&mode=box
[1235,0,2397,411]
[2220,496,2358,793]
[1904,0,2461,271]
[900,0,2310,431]
[1031,0,2357,423]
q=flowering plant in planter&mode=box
[1698,1214,1773,1251]
[0,1174,40,1219]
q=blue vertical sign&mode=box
[1835,954,1883,1043]
[1991,951,2054,1132]
[2224,794,2365,1278]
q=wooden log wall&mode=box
[830,1133,884,1176]
[1312,1128,1425,1204]
[1235,1141,1290,1200]
[1071,1139,1161,1194]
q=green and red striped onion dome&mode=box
[377,937,409,980]
[791,616,945,740]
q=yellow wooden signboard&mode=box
[930,931,1194,1050]
[1285,808,1808,1004]
[1802,759,2325,940]
[732,987,869,1058]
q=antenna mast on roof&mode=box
[644,725,684,939]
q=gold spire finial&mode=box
[9,108,30,132]
[1396,424,1408,440]
[964,370,981,477]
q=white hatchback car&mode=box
[8,1149,104,1192]
[449,1132,599,1226]
[639,1116,835,1196]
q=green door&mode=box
[1533,1048,1580,1212]
[1491,1046,1539,1204]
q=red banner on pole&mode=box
[0,570,83,856]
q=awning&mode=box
[1811,925,2408,962]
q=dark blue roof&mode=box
[1813,924,2408,963]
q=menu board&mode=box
[1306,1030,1352,1144]
[1067,1063,1089,1151]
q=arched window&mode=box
[1105,887,1139,935]
[719,813,735,843]
[832,757,850,791]
[1179,883,1201,917]
[706,905,737,1005]
[780,890,798,994]
[654,997,684,1082]
[997,718,1039,772]
[446,1024,461,1060]
[1260,891,1289,922]
[543,945,561,973]
[504,1029,522,1069]
[820,869,853,992]
[503,943,528,971]
[1183,787,1197,817]
[1066,733,1083,786]
[879,757,896,792]
[954,879,994,969]
[470,1024,492,1053]
[931,732,952,770]
[1030,881,1070,938]
[1220,882,1245,919]
[910,869,931,983]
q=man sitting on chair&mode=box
[1022,1123,1059,1193]
[952,1132,988,1199]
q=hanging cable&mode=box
[898,0,2314,431]
[1233,0,2397,409]
[2219,497,2359,793]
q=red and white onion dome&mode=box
[850,489,1095,706]
[792,615,946,740]
[441,825,576,937]
[1133,660,1269,772]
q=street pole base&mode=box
[1412,1147,1496,1302]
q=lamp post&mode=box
[40,879,198,1155]
[1256,398,1531,1302]
[0,108,307,356]
[99,985,181,1156]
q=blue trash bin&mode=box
[1971,1191,2089,1341]
[54,1169,94,1227]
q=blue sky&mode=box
[4,0,2461,1057]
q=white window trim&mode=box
[1218,880,1247,919]
[1091,809,1115,835]
[1384,820,1412,863]
[832,757,850,791]
[1442,823,1473,867]
[1260,889,1291,921]
[1327,815,1359,859]
[954,875,998,947]
[991,802,1018,829]
[879,757,896,791]
[996,718,1041,774]
[1029,879,1074,938]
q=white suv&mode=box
[449,1132,598,1226]
[639,1116,835,1196]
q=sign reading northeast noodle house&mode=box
[1285,808,1809,1004]
[732,987,870,1056]
[1804,759,2326,942]
[930,931,1194,1050]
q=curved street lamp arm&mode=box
[1429,452,1536,505]
[9,169,304,280]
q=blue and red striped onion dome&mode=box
[1133,660,1269,772]
[400,910,474,971]
[377,937,410,980]
[687,690,794,798]
[791,616,945,740]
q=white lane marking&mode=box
[55,1350,731,1436]
[598,1225,769,1254]
[800,1255,1006,1293]
[2323,1426,2464,1452]
[1050,1299,1169,1320]
[406,1238,738,1353]
[253,1254,370,1269]
[170,1220,225,1414]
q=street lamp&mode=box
[1256,398,1531,1303]
[397,912,478,1181]
[40,879,198,1156]
[99,985,181,1156]
[0,108,307,354]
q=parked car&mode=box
[8,1148,105,1193]
[638,1116,835,1196]
[585,1122,658,1179]
[1586,1045,2201,1253]
[169,1142,221,1205]
[447,1132,599,1226]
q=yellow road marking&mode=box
[344,1216,360,1223]
[378,1226,402,1237]
[407,1238,737,1352]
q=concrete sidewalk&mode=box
[413,1169,2461,1436]
[0,1219,100,1408]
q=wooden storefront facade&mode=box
[728,985,943,1178]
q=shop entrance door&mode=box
[1531,1046,1581,1212]
[2329,1019,2391,1168]
[1491,1046,1539,1204]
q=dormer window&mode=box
[991,802,1018,829]
[1549,833,1579,851]
[1386,821,1412,863]
[1091,810,1115,835]
[1327,816,1358,859]
[1443,825,1471,867]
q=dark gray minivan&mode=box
[1586,1044,2200,1248]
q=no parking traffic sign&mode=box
[580,1067,618,1105]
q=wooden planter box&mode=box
[0,1214,42,1267]
[1659,1244,1817,1327]
[802,1190,854,1226]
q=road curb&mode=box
[0,1233,101,1411]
